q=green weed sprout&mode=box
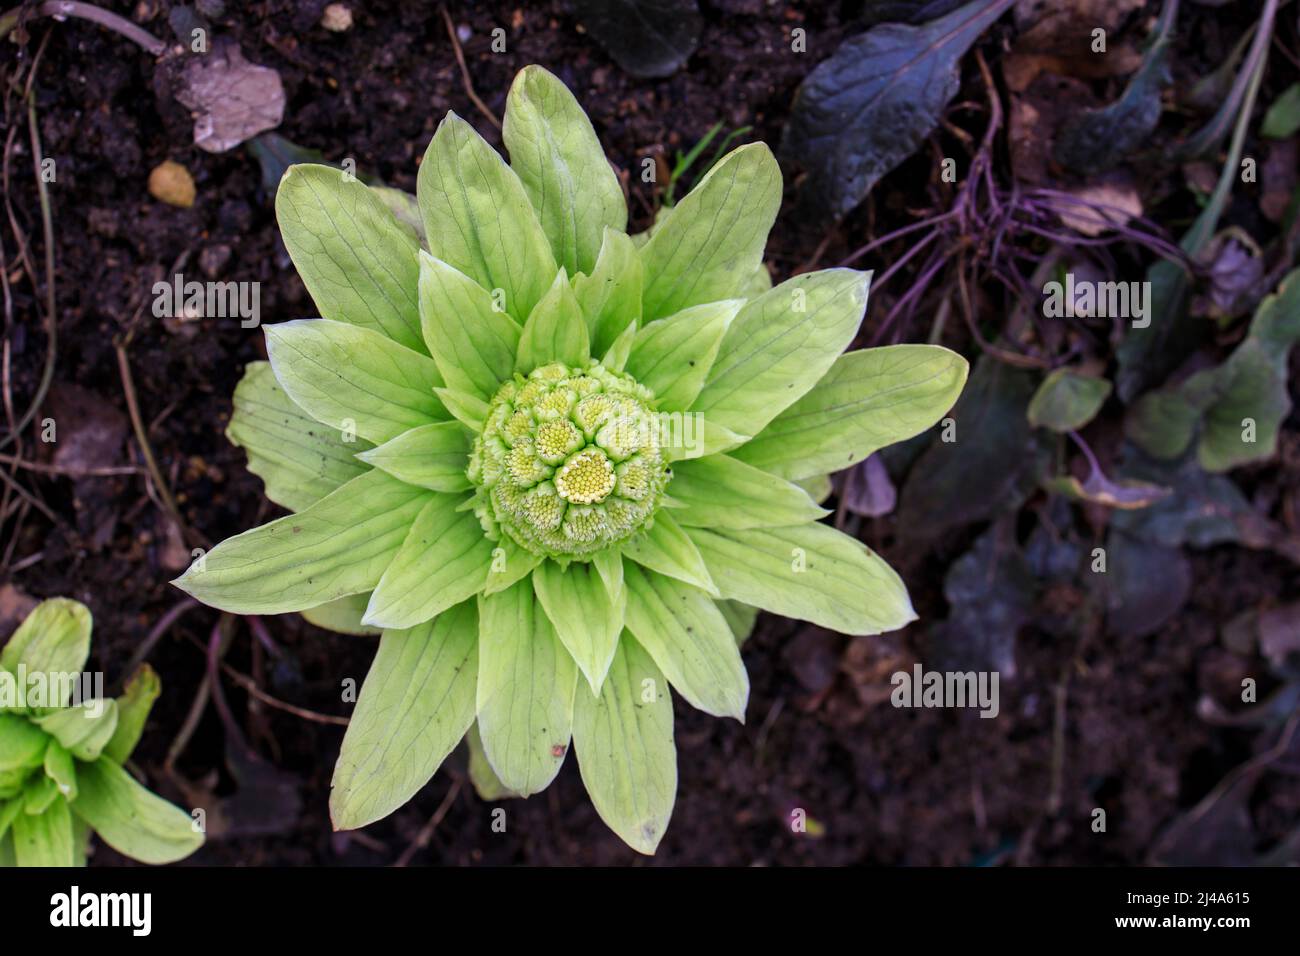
[0,599,203,866]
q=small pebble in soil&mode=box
[147,159,196,208]
[322,4,353,32]
[199,244,232,278]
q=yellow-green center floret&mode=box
[468,362,670,558]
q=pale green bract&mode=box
[173,65,968,854]
[0,599,203,866]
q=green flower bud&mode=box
[469,362,669,558]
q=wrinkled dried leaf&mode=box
[176,40,286,153]
[1050,177,1143,237]
[1045,466,1171,510]
[1003,0,1143,91]
[1193,230,1263,320]
[46,383,128,474]
[1007,74,1096,184]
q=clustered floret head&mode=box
[469,362,669,558]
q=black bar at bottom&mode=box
[0,866,1283,942]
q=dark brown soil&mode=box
[1,0,1296,866]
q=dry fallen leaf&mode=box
[1051,175,1144,237]
[1002,48,1144,93]
[1192,229,1264,320]
[1008,73,1096,184]
[840,631,913,711]
[1013,0,1145,31]
[1004,0,1144,92]
[175,39,286,153]
[45,383,128,475]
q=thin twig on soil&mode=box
[0,2,166,54]
[394,778,465,867]
[1,497,28,569]
[2,122,42,301]
[206,618,249,753]
[440,6,501,130]
[752,696,785,766]
[0,465,62,528]
[0,452,140,477]
[214,653,349,727]
[164,674,211,774]
[838,211,958,269]
[955,258,1049,369]
[116,596,201,689]
[179,622,350,728]
[0,32,57,454]
[115,340,207,549]
[1047,681,1067,816]
[247,615,285,659]
[796,231,835,275]
[7,549,41,572]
